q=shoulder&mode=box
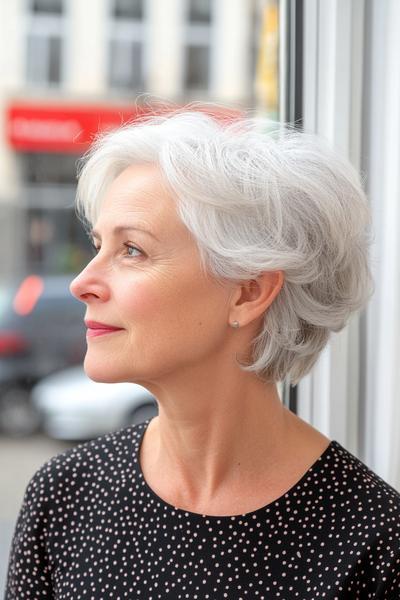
[308,441,400,595]
[25,421,146,505]
[326,441,400,560]
[330,441,400,509]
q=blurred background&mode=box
[1,0,399,591]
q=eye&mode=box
[88,241,144,259]
[124,243,143,258]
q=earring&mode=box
[230,320,240,328]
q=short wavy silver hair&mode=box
[76,110,373,384]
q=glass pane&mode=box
[109,39,143,89]
[184,45,209,90]
[31,0,63,14]
[26,208,93,274]
[113,0,143,20]
[188,0,211,23]
[48,37,62,84]
[26,35,61,85]
[26,35,48,84]
[20,154,77,185]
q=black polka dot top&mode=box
[5,420,400,599]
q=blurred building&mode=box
[0,0,260,279]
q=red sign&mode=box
[6,102,242,154]
[6,103,145,153]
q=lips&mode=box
[85,320,124,338]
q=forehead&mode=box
[96,163,182,234]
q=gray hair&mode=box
[76,110,373,384]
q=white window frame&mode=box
[107,0,148,93]
[297,0,365,456]
[182,0,213,95]
[360,0,400,489]
[24,0,67,89]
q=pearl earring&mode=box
[231,320,240,328]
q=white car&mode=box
[31,366,158,440]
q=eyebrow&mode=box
[90,225,159,242]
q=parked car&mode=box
[0,274,86,435]
[31,365,158,440]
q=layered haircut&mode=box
[76,110,373,384]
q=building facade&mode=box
[0,0,259,279]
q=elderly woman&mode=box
[5,111,400,599]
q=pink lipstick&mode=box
[85,320,124,338]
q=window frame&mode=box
[182,0,214,94]
[24,0,67,88]
[106,0,147,93]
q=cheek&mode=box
[117,279,165,321]
[118,274,226,333]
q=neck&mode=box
[140,370,296,507]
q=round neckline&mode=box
[133,419,338,521]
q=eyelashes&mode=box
[90,242,145,259]
[124,243,143,258]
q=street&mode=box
[0,434,73,595]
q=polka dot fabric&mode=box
[5,420,400,599]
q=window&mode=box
[188,0,211,23]
[108,0,146,91]
[185,46,210,90]
[26,35,62,85]
[18,152,92,275]
[20,153,77,185]
[184,0,212,92]
[26,0,65,87]
[113,0,143,20]
[31,0,63,14]
[109,40,143,90]
[25,207,93,274]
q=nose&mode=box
[70,260,110,304]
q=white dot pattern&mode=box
[5,420,400,599]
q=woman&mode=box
[5,111,400,599]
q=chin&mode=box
[84,370,120,384]
[83,357,125,383]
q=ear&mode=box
[229,271,284,327]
